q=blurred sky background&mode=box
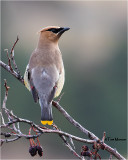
[1,1,127,159]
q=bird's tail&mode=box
[39,99,53,125]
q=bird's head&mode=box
[38,26,70,43]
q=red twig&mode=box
[4,79,10,96]
[31,127,41,146]
[29,128,33,146]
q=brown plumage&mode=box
[24,26,70,125]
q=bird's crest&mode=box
[37,26,60,34]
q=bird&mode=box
[24,26,70,125]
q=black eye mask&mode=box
[47,28,64,34]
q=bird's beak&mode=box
[62,27,70,32]
[58,27,70,37]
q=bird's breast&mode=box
[29,47,63,74]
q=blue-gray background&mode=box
[1,1,127,159]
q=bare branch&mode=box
[68,136,75,150]
[52,101,99,141]
[60,134,82,159]
[4,49,13,72]
[0,112,5,125]
[10,36,21,75]
[0,60,24,84]
[57,92,65,103]
[0,120,95,144]
[52,102,126,159]
[102,132,106,143]
[0,82,95,146]
[1,136,21,145]
[10,36,19,54]
[52,124,82,159]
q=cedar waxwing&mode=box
[24,26,70,125]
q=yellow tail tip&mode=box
[41,120,53,125]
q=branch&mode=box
[52,101,99,140]
[0,38,126,160]
[60,134,83,159]
[52,101,125,159]
[0,80,91,159]
[0,60,24,84]
[10,36,21,75]
[0,83,90,159]
[1,136,21,145]
[0,110,95,144]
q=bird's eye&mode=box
[47,28,64,34]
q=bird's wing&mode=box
[24,64,39,103]
[24,64,31,91]
[54,66,65,98]
[48,85,57,103]
[29,78,39,103]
